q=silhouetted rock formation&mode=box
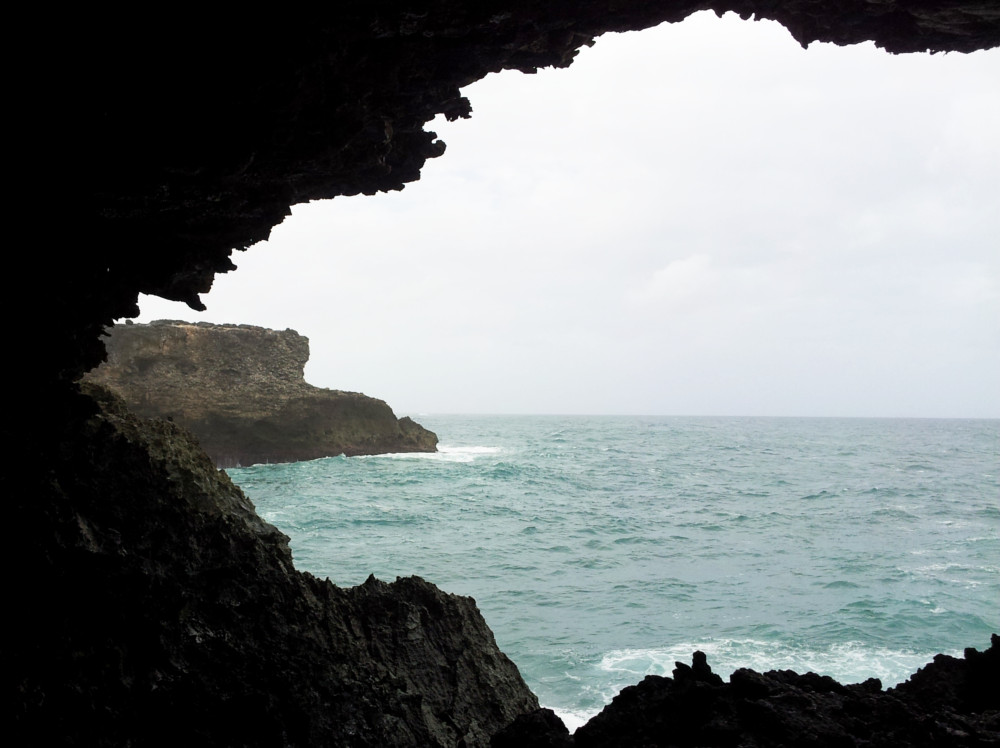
[494,641,1000,747]
[14,383,536,746]
[25,3,1000,397]
[85,320,437,466]
[9,3,1000,746]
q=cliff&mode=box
[85,320,438,467]
[14,382,537,746]
[8,3,1000,746]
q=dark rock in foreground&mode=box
[85,320,438,467]
[494,643,1000,747]
[11,3,1000,747]
[12,383,536,746]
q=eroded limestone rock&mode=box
[13,383,535,746]
[85,320,437,466]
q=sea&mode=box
[228,416,999,730]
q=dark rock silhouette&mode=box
[86,320,438,466]
[9,3,1000,746]
[494,638,1000,746]
[14,383,536,746]
[24,3,1000,397]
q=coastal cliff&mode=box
[85,320,437,467]
[9,3,1000,746]
[14,383,537,746]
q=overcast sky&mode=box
[135,12,1000,418]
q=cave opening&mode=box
[132,11,999,418]
[14,5,999,745]
[121,10,999,729]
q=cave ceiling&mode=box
[27,1,1000,389]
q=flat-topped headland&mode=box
[85,320,437,467]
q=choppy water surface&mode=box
[230,416,999,728]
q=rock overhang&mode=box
[18,2,1000,392]
[9,4,1000,745]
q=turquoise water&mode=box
[230,416,999,728]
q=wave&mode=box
[546,706,594,733]
[540,639,955,732]
[596,639,956,689]
[355,444,502,463]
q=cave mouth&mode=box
[17,4,1000,745]
[130,11,1000,419]
[123,13,999,725]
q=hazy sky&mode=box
[135,12,1000,417]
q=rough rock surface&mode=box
[12,383,537,747]
[494,643,1000,747]
[85,320,438,466]
[9,3,1000,747]
[25,3,1000,396]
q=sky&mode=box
[134,11,1000,418]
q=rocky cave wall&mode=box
[22,1,1000,399]
[9,2,1000,746]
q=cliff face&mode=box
[85,320,438,466]
[14,383,536,746]
[9,3,1000,746]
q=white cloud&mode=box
[135,12,1000,417]
[629,254,716,309]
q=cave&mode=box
[9,3,999,746]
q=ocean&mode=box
[229,416,999,730]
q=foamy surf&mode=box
[545,639,966,733]
[355,444,503,463]
[547,706,595,733]
[597,639,959,689]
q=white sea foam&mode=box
[543,640,956,733]
[427,445,503,462]
[596,639,956,688]
[546,706,594,733]
[543,640,964,732]
[439,444,502,457]
[355,445,502,463]
[912,562,973,572]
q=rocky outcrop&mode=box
[13,382,537,746]
[85,320,437,467]
[9,3,1000,747]
[494,642,1000,747]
